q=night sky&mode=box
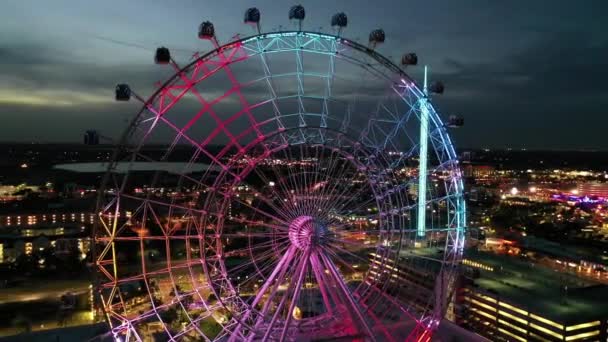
[1,0,606,149]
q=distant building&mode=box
[83,130,100,145]
[0,212,96,227]
[456,250,608,341]
[0,220,90,262]
[577,182,608,198]
[463,164,495,180]
[0,184,41,202]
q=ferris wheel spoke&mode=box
[248,249,306,337]
[367,192,460,219]
[219,231,286,238]
[301,147,322,217]
[277,250,310,341]
[309,251,336,316]
[306,145,326,214]
[316,152,371,220]
[355,159,459,207]
[304,146,326,216]
[224,239,290,262]
[225,159,296,222]
[323,234,371,249]
[291,144,316,216]
[324,241,371,266]
[277,145,308,217]
[250,249,308,342]
[234,246,290,288]
[228,245,297,341]
[330,183,396,222]
[264,161,301,219]
[292,144,311,216]
[228,245,291,286]
[322,170,379,217]
[318,181,366,220]
[223,191,290,226]
[227,238,287,253]
[326,215,377,232]
[311,149,351,215]
[229,189,291,226]
[229,217,289,232]
[248,166,297,220]
[318,251,377,341]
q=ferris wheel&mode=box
[95,5,465,341]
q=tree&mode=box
[160,307,178,323]
[15,254,37,275]
[199,317,223,339]
[11,314,32,333]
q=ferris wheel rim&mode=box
[94,26,466,341]
[133,30,419,116]
[116,29,461,173]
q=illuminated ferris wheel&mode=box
[95,5,465,341]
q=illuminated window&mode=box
[565,321,600,331]
[498,319,527,334]
[498,309,528,325]
[529,332,551,342]
[565,330,600,341]
[476,293,497,303]
[498,327,526,342]
[499,301,528,316]
[25,242,33,255]
[470,308,496,321]
[466,297,497,314]
[530,314,563,330]
[530,323,563,339]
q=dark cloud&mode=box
[430,30,608,149]
[0,0,606,150]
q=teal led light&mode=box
[417,66,429,237]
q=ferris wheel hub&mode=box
[288,215,328,250]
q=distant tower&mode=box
[417,66,446,237]
[84,130,100,145]
[417,66,430,237]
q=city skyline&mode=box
[1,0,607,149]
[1,2,607,340]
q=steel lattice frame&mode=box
[94,31,465,342]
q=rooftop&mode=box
[466,249,608,324]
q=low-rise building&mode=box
[456,250,608,341]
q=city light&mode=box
[0,3,604,341]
